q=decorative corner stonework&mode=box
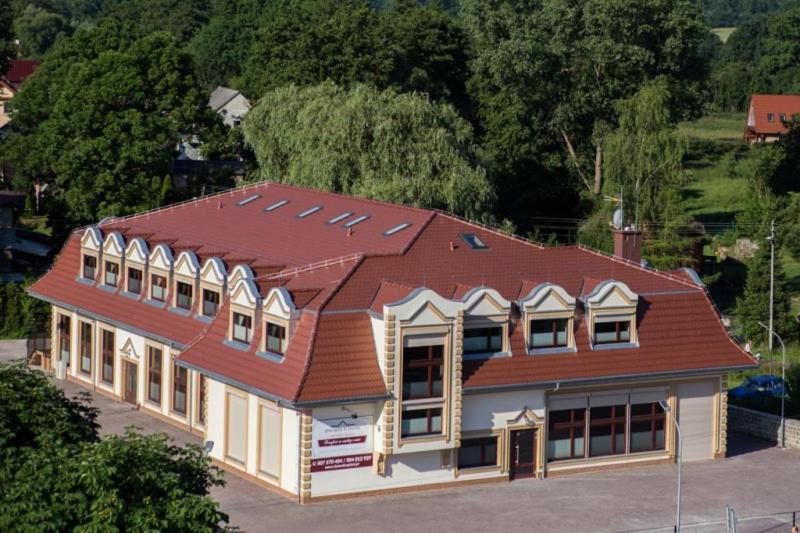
[299,410,313,504]
[383,314,396,457]
[718,375,728,456]
[453,310,464,447]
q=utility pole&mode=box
[768,219,775,352]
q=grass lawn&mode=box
[711,27,735,43]
[18,215,52,236]
[677,111,744,141]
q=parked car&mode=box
[728,375,788,400]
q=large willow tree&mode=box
[242,82,495,219]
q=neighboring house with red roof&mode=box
[0,59,40,129]
[745,94,800,142]
[29,181,756,502]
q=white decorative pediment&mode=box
[81,226,102,251]
[119,338,138,360]
[125,238,149,265]
[149,244,174,272]
[231,278,260,307]
[509,406,543,427]
[174,251,200,278]
[201,257,227,285]
[521,283,576,313]
[387,288,459,325]
[462,287,511,317]
[263,287,295,319]
[102,232,125,257]
[228,264,255,290]
[586,280,638,309]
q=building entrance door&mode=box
[123,360,137,404]
[510,429,537,479]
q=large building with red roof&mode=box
[0,59,40,129]
[29,181,756,502]
[745,94,800,142]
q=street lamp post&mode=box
[758,321,787,449]
[659,400,682,533]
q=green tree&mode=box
[604,79,690,228]
[736,241,794,344]
[0,0,13,75]
[14,5,70,57]
[463,0,709,198]
[0,364,228,531]
[100,0,211,41]
[2,23,223,235]
[243,82,495,218]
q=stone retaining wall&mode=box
[728,404,800,448]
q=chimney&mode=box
[613,228,643,264]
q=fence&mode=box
[620,508,799,533]
[26,331,50,357]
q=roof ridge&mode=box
[433,210,545,250]
[575,244,700,290]
[258,253,363,281]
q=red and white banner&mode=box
[311,416,373,472]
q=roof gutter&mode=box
[461,363,758,395]
[29,291,186,351]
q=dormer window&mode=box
[202,289,220,317]
[463,327,502,354]
[530,319,568,349]
[594,320,631,344]
[232,312,252,343]
[265,322,286,355]
[127,267,143,294]
[151,274,167,302]
[104,261,119,287]
[176,281,193,310]
[83,255,97,280]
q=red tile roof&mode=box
[747,94,800,135]
[29,181,756,405]
[3,59,40,90]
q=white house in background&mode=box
[209,86,251,128]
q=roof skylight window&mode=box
[297,206,322,218]
[384,222,412,236]
[343,215,369,228]
[328,212,353,224]
[236,194,261,207]
[264,200,289,212]
[461,233,488,250]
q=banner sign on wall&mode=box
[311,416,373,472]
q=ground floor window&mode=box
[147,346,162,404]
[79,322,92,375]
[629,403,665,453]
[458,436,498,469]
[172,362,188,415]
[258,404,281,479]
[548,401,666,462]
[100,329,114,385]
[57,315,71,363]
[401,407,442,438]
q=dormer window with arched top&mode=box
[461,288,512,360]
[519,283,577,354]
[79,227,102,283]
[585,280,639,349]
[147,244,173,307]
[258,287,295,362]
[171,251,200,316]
[199,257,227,320]
[101,232,125,290]
[227,279,260,349]
[123,238,149,298]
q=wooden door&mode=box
[123,360,138,404]
[510,429,537,479]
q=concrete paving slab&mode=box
[51,379,800,533]
[0,339,27,362]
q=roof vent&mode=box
[343,215,369,228]
[328,212,353,224]
[384,222,412,236]
[460,233,488,250]
[264,199,289,212]
[236,194,261,207]
[297,206,322,218]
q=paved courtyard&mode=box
[55,379,800,533]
